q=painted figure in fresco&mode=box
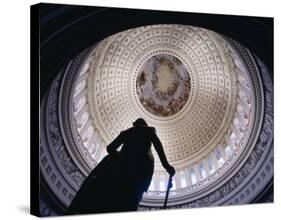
[68,118,175,214]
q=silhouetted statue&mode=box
[67,118,175,215]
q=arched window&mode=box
[225,145,233,158]
[75,80,86,95]
[215,148,225,167]
[159,174,166,191]
[190,169,197,185]
[215,148,222,160]
[180,171,187,188]
[82,126,93,143]
[199,165,207,180]
[89,143,96,155]
[208,157,215,174]
[79,63,89,76]
[77,112,88,129]
[74,96,86,113]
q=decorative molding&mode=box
[40,71,85,207]
[58,49,94,175]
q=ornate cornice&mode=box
[58,49,94,175]
[40,71,85,207]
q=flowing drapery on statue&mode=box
[67,118,175,215]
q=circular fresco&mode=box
[136,54,191,117]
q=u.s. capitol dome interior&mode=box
[36,4,273,216]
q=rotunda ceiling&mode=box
[69,24,257,201]
[85,25,239,169]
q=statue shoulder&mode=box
[121,128,131,134]
[147,126,156,133]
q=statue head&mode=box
[133,118,148,127]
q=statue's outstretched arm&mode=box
[151,130,175,176]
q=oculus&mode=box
[136,54,191,117]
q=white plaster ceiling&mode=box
[71,24,255,194]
